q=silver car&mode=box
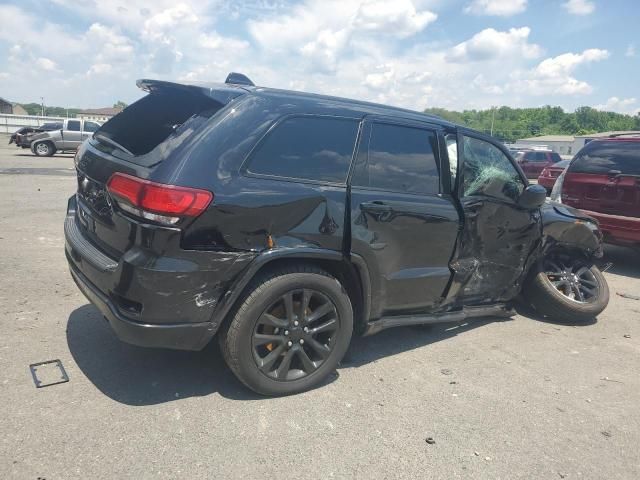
[30,119,101,156]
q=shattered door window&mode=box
[462,136,524,202]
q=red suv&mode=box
[516,150,563,179]
[551,136,640,248]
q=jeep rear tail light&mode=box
[107,173,213,225]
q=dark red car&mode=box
[516,150,563,179]
[551,136,640,248]
[538,159,570,193]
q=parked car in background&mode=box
[30,119,101,156]
[65,74,609,395]
[538,159,571,193]
[516,149,563,179]
[9,127,36,146]
[552,135,640,249]
[10,123,63,148]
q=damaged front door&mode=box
[449,132,541,304]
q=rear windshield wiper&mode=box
[94,133,135,157]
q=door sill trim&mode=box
[363,304,514,336]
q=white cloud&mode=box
[447,27,542,62]
[595,97,640,115]
[563,0,595,15]
[35,57,58,71]
[472,74,504,94]
[363,65,396,89]
[464,0,527,16]
[625,44,636,57]
[87,63,113,76]
[142,4,199,43]
[353,0,437,38]
[199,33,249,51]
[248,0,436,71]
[510,48,609,95]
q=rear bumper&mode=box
[64,195,255,350]
[581,209,640,246]
[68,261,214,350]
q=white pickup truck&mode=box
[30,118,101,156]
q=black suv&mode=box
[65,73,609,395]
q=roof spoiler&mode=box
[136,78,248,105]
[225,72,255,86]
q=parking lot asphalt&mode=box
[1,139,639,479]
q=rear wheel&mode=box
[34,141,55,157]
[524,254,609,323]
[220,264,353,396]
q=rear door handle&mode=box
[360,201,393,212]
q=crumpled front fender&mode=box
[540,201,603,259]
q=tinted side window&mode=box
[462,136,525,202]
[67,120,81,132]
[247,116,359,183]
[353,123,439,194]
[569,141,640,175]
[550,152,562,163]
[84,121,100,132]
[533,152,548,162]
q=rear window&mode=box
[95,91,223,161]
[246,116,359,183]
[569,141,640,175]
[352,123,440,194]
[526,151,548,162]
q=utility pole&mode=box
[40,97,45,117]
[490,106,496,136]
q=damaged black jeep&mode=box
[65,73,609,395]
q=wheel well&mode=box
[241,257,367,334]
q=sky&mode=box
[0,0,638,114]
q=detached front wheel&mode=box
[524,255,609,323]
[220,265,353,396]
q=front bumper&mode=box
[64,195,254,350]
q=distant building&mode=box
[12,104,27,115]
[77,107,123,123]
[573,130,640,153]
[515,134,576,156]
[0,97,27,115]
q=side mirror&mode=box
[518,184,546,209]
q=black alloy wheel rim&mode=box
[543,258,599,303]
[252,289,340,381]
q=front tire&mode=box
[34,141,55,157]
[524,255,609,323]
[220,264,353,396]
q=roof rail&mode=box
[607,131,640,138]
[225,72,255,87]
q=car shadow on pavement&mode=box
[67,304,506,404]
[67,305,266,404]
[601,244,640,280]
[341,318,500,368]
[511,300,597,327]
